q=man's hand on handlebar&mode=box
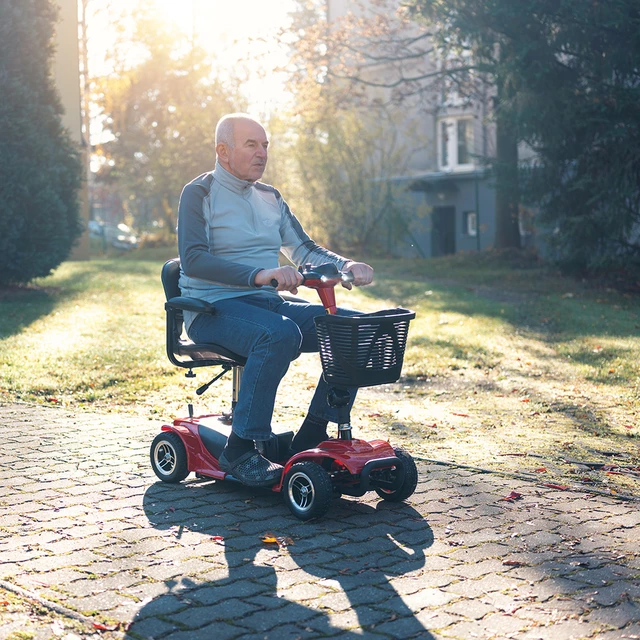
[255,266,304,294]
[342,261,374,290]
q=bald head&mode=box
[215,114,269,182]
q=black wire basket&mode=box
[314,308,415,388]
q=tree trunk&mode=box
[493,57,521,249]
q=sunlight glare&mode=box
[103,0,297,114]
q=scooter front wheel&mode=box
[150,432,190,483]
[374,448,418,502]
[283,462,333,521]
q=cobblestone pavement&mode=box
[0,402,639,640]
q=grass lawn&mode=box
[1,248,638,495]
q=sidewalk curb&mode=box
[1,579,100,628]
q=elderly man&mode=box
[178,113,373,486]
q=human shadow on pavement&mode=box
[287,498,435,638]
[129,480,435,639]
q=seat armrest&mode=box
[166,296,215,314]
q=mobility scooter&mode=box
[151,260,417,520]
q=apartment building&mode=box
[328,0,503,258]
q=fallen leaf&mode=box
[500,491,523,502]
[211,535,225,544]
[93,622,119,631]
[542,483,569,490]
[503,560,526,567]
[260,533,294,548]
[276,536,294,548]
[521,398,531,403]
[452,412,470,417]
[367,413,381,417]
[534,467,547,473]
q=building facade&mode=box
[328,0,517,259]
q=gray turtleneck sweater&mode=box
[177,163,348,330]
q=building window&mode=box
[438,117,474,170]
[457,120,470,165]
[463,211,477,236]
[440,121,449,168]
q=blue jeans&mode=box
[188,293,359,441]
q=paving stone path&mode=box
[0,403,638,640]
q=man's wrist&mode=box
[251,268,265,287]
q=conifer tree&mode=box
[0,0,82,285]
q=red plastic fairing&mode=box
[272,438,396,491]
[161,417,226,480]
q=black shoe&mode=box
[218,449,283,487]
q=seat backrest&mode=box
[162,258,181,301]
[161,256,246,370]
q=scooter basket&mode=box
[314,308,415,388]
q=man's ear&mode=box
[216,142,228,163]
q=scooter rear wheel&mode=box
[374,448,418,502]
[284,462,333,521]
[150,432,190,483]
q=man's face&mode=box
[218,119,269,182]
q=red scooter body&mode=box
[158,415,399,493]
[151,263,417,520]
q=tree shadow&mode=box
[0,260,160,340]
[0,286,57,338]
[129,480,435,639]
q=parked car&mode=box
[88,219,104,238]
[88,221,138,250]
[105,223,138,250]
